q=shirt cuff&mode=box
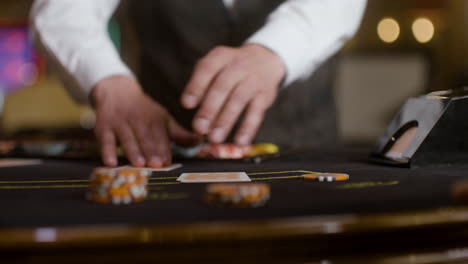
[75,50,135,98]
[246,19,318,87]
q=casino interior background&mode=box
[0,0,466,145]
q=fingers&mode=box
[115,124,145,167]
[183,45,282,145]
[192,68,243,135]
[132,120,169,168]
[208,82,253,143]
[93,75,181,169]
[98,121,172,169]
[150,122,172,166]
[234,97,270,145]
[96,127,118,167]
[181,46,232,110]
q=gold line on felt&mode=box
[0,170,315,188]
[248,170,316,175]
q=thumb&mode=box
[168,117,202,147]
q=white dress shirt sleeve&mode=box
[30,0,366,104]
[247,0,367,86]
[30,0,133,104]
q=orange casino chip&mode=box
[204,183,270,208]
[87,167,150,205]
[303,173,349,182]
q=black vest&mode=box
[128,0,338,148]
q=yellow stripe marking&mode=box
[148,192,188,200]
[0,184,88,189]
[0,170,313,189]
[337,181,399,189]
[248,170,316,175]
[148,182,180,186]
[150,177,178,180]
[0,181,181,190]
[0,180,89,184]
[0,177,177,184]
[252,175,304,181]
[0,171,313,185]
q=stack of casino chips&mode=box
[205,183,270,208]
[87,167,151,204]
[196,143,252,159]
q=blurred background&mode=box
[0,0,466,145]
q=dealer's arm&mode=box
[183,0,367,145]
[30,0,367,168]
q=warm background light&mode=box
[377,18,400,43]
[412,17,435,43]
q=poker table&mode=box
[3,147,468,263]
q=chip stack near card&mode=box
[87,167,151,204]
[204,183,271,208]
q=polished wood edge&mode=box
[330,247,468,264]
[1,206,468,248]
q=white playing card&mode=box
[177,172,251,183]
[113,163,183,172]
[0,159,42,168]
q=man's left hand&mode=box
[181,44,286,145]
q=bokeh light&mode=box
[0,26,39,92]
[377,18,400,43]
[412,17,435,43]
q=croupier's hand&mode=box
[92,76,201,168]
[181,44,286,145]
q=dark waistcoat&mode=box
[128,0,338,148]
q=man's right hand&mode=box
[92,76,201,168]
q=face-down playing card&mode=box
[177,172,251,183]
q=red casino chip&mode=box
[196,143,251,159]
